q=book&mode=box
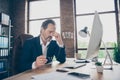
[0,59,7,72]
[0,24,1,35]
[0,13,10,25]
[0,37,8,48]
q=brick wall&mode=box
[60,0,75,57]
[0,0,10,15]
[11,0,26,39]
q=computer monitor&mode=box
[77,12,113,68]
[86,11,103,60]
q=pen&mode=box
[47,57,52,61]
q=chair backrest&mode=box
[11,34,33,75]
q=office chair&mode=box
[11,34,33,75]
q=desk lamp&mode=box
[79,27,90,37]
[79,27,113,70]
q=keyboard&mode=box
[74,59,90,63]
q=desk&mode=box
[4,59,120,80]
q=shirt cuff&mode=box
[57,41,64,48]
[32,61,36,69]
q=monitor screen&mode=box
[86,11,103,59]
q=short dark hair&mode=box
[41,19,55,29]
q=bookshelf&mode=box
[0,13,11,79]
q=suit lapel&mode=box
[35,36,42,56]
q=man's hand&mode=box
[35,55,47,68]
[53,32,63,45]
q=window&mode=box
[29,19,60,36]
[28,0,60,36]
[75,0,118,58]
[76,0,114,14]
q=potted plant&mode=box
[113,43,120,63]
[95,61,103,73]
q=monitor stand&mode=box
[102,42,113,70]
[103,50,113,70]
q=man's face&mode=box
[41,23,56,41]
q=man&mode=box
[18,19,66,73]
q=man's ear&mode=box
[40,28,44,34]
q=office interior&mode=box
[0,0,120,79]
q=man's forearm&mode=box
[56,47,66,63]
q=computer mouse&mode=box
[85,60,90,63]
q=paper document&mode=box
[31,72,90,80]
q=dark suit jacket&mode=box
[18,36,66,73]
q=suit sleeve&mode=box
[54,42,66,63]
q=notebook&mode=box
[64,63,86,69]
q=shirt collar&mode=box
[40,36,51,47]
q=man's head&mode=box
[40,19,56,42]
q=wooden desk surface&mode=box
[4,59,120,80]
